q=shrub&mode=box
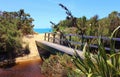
[0,10,34,66]
[40,53,83,77]
[73,26,120,77]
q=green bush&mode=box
[73,26,120,77]
[40,53,83,77]
[0,10,34,63]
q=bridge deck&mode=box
[36,40,84,58]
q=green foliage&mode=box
[0,9,34,61]
[49,4,120,76]
[59,19,73,27]
[72,26,120,77]
[0,20,22,53]
[40,53,83,77]
[53,11,120,37]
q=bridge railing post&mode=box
[53,33,56,43]
[69,35,71,41]
[81,34,84,50]
[48,33,50,42]
[44,33,46,41]
[60,33,63,45]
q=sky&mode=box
[0,0,119,28]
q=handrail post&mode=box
[81,34,84,50]
[53,33,56,43]
[44,33,46,41]
[69,35,71,41]
[48,33,50,42]
[60,33,62,45]
[100,38,103,44]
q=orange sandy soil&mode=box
[16,33,45,63]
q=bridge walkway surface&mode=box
[36,40,84,58]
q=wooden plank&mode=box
[36,40,84,58]
[69,41,120,52]
[46,33,120,41]
[44,33,120,52]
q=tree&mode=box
[0,9,34,63]
[108,11,120,37]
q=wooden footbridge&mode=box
[36,33,120,57]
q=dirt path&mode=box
[16,34,44,62]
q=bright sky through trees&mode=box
[0,0,119,28]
